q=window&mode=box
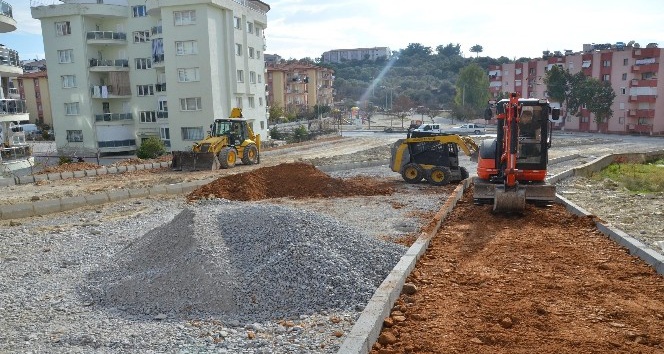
[66,130,83,142]
[619,117,625,124]
[246,22,254,33]
[180,97,202,111]
[602,74,610,81]
[181,127,204,140]
[248,96,255,108]
[132,5,147,17]
[137,85,154,96]
[140,111,157,123]
[174,10,196,25]
[236,43,243,56]
[158,97,168,112]
[176,40,198,55]
[236,97,243,108]
[581,117,589,123]
[256,26,262,37]
[237,70,244,83]
[177,68,200,82]
[160,127,170,140]
[55,21,71,36]
[135,58,152,69]
[58,49,74,63]
[64,102,79,115]
[61,75,77,88]
[638,117,651,125]
[602,60,611,67]
[621,87,626,95]
[257,74,262,83]
[621,73,627,80]
[248,47,255,58]
[259,97,263,106]
[133,31,150,43]
[249,71,256,84]
[624,58,629,66]
[234,16,241,29]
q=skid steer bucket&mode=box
[171,151,219,171]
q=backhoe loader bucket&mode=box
[171,151,219,171]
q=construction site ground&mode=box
[1,120,663,352]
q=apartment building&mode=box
[488,45,664,135]
[322,47,391,64]
[0,0,29,138]
[31,0,270,154]
[266,62,334,116]
[17,71,53,128]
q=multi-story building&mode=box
[31,0,270,154]
[488,45,664,135]
[322,47,391,64]
[0,0,29,135]
[266,62,334,117]
[17,71,53,128]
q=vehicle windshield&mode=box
[214,121,232,136]
[517,106,545,164]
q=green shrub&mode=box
[594,161,664,193]
[59,155,73,165]
[136,137,166,159]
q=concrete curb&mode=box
[9,161,173,185]
[338,178,471,353]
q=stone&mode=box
[402,282,418,295]
[377,331,398,345]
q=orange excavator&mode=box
[473,92,561,212]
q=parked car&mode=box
[447,123,485,135]
[412,123,444,133]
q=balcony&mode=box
[628,109,655,118]
[0,1,15,33]
[629,95,657,103]
[31,1,128,20]
[0,99,29,122]
[151,25,162,38]
[86,31,127,45]
[630,79,658,87]
[157,111,168,119]
[90,85,131,98]
[94,112,133,122]
[155,83,166,92]
[89,58,129,72]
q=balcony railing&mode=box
[0,1,12,18]
[90,85,132,97]
[151,26,162,36]
[0,45,20,67]
[94,112,133,122]
[155,83,166,92]
[98,139,136,148]
[157,111,168,119]
[0,99,27,114]
[89,58,129,68]
[86,31,127,41]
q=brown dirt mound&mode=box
[371,189,664,353]
[187,162,394,201]
[37,162,102,174]
[111,155,172,166]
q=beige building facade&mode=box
[266,63,334,117]
[489,46,664,135]
[31,0,270,154]
[17,71,53,128]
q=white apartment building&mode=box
[31,0,270,154]
[322,47,391,64]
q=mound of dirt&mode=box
[187,162,394,201]
[37,162,102,174]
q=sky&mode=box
[6,0,664,62]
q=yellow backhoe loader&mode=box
[171,108,260,171]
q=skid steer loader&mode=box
[171,108,260,171]
[390,131,479,185]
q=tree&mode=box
[426,107,440,123]
[136,137,165,159]
[560,72,616,125]
[453,63,490,120]
[401,43,432,57]
[436,43,461,57]
[268,105,286,124]
[470,44,483,58]
[392,95,415,128]
[544,66,574,122]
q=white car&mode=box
[448,123,485,135]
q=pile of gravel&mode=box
[85,200,406,322]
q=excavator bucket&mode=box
[493,185,526,213]
[171,151,219,171]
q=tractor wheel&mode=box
[401,163,424,184]
[460,166,469,180]
[218,147,237,169]
[427,166,452,186]
[241,143,259,165]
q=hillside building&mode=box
[31,0,270,154]
[488,45,664,135]
[322,47,391,64]
[266,62,334,117]
[17,71,53,128]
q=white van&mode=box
[412,123,443,133]
[11,124,40,136]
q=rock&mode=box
[154,313,167,320]
[246,331,255,339]
[333,330,344,338]
[31,196,40,201]
[470,337,484,344]
[392,315,406,323]
[377,331,398,345]
[383,317,394,328]
[499,316,513,329]
[402,283,418,295]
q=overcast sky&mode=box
[7,0,664,61]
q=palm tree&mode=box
[470,44,483,58]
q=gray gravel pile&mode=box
[86,200,406,322]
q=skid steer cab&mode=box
[172,108,260,171]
